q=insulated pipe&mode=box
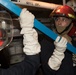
[13,0,61,10]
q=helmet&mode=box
[50,5,76,20]
[0,11,13,50]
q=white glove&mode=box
[48,36,67,70]
[19,8,41,55]
[19,8,34,28]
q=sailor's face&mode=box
[54,17,72,33]
[55,17,72,27]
